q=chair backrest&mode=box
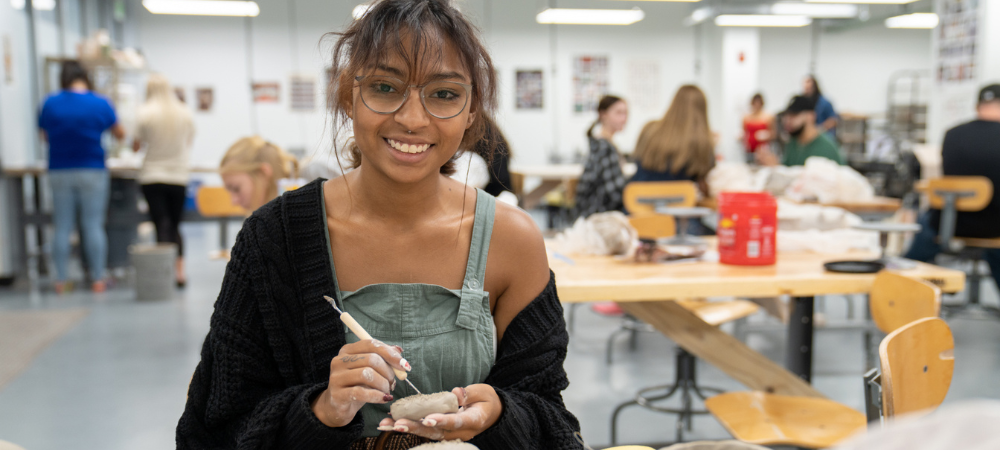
[879,317,954,418]
[869,272,941,335]
[628,214,676,240]
[196,186,247,217]
[927,176,993,212]
[623,181,697,215]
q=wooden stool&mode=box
[194,187,246,260]
[706,317,954,448]
[863,272,941,370]
[610,298,760,445]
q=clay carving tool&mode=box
[324,295,421,394]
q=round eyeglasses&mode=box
[355,75,472,120]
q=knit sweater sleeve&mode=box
[176,215,363,449]
[470,272,582,450]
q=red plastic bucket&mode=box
[717,192,777,266]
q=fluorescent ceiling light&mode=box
[885,12,938,28]
[684,7,714,25]
[806,0,916,4]
[772,2,857,18]
[715,14,812,27]
[536,7,645,25]
[11,0,56,10]
[604,0,701,3]
[352,3,370,19]
[142,0,260,17]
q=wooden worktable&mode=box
[548,245,965,399]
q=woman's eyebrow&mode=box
[426,71,467,83]
[374,64,406,77]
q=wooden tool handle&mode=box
[340,312,409,381]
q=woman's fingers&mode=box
[336,385,392,406]
[331,366,394,395]
[334,353,395,390]
[337,339,409,374]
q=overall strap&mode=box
[462,189,496,291]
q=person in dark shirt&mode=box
[757,95,843,167]
[905,84,1000,289]
[574,95,629,219]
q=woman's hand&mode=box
[377,384,503,441]
[311,339,409,428]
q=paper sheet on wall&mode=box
[937,0,978,85]
[290,75,316,112]
[572,56,608,114]
[515,69,543,109]
[626,60,662,112]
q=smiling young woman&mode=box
[176,1,580,449]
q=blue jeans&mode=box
[49,169,109,282]
[905,211,1000,290]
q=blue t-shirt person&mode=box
[38,91,118,170]
[814,94,838,139]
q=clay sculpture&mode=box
[389,392,460,421]
[411,440,479,450]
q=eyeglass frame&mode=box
[354,75,474,120]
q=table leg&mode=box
[786,296,815,382]
[619,301,824,398]
[32,174,49,276]
[520,180,562,210]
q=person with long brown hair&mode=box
[574,95,629,218]
[177,0,579,448]
[630,85,716,188]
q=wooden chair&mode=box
[706,317,955,448]
[876,317,955,419]
[926,176,1000,313]
[623,181,698,215]
[864,272,941,369]
[629,214,677,240]
[195,187,247,260]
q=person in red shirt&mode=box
[742,93,774,163]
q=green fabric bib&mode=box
[321,187,497,437]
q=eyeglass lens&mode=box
[359,76,469,119]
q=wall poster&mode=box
[290,75,316,112]
[626,60,662,112]
[937,0,978,84]
[515,69,543,109]
[572,55,608,113]
[252,82,280,103]
[195,87,213,112]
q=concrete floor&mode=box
[1,221,999,449]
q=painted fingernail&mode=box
[459,387,468,400]
[383,393,394,402]
[422,418,438,427]
[393,345,404,353]
[400,358,412,372]
[394,425,409,433]
[377,425,395,431]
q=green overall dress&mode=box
[322,188,498,437]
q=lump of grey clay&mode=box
[390,392,459,421]
[411,440,479,450]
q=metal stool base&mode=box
[610,348,724,445]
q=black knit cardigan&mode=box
[176,180,581,449]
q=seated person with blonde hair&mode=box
[219,136,301,211]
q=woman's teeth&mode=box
[387,139,430,154]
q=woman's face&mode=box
[803,77,815,96]
[222,171,266,211]
[601,101,629,135]
[350,35,475,185]
[751,98,763,113]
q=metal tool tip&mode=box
[406,379,421,395]
[323,295,343,314]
